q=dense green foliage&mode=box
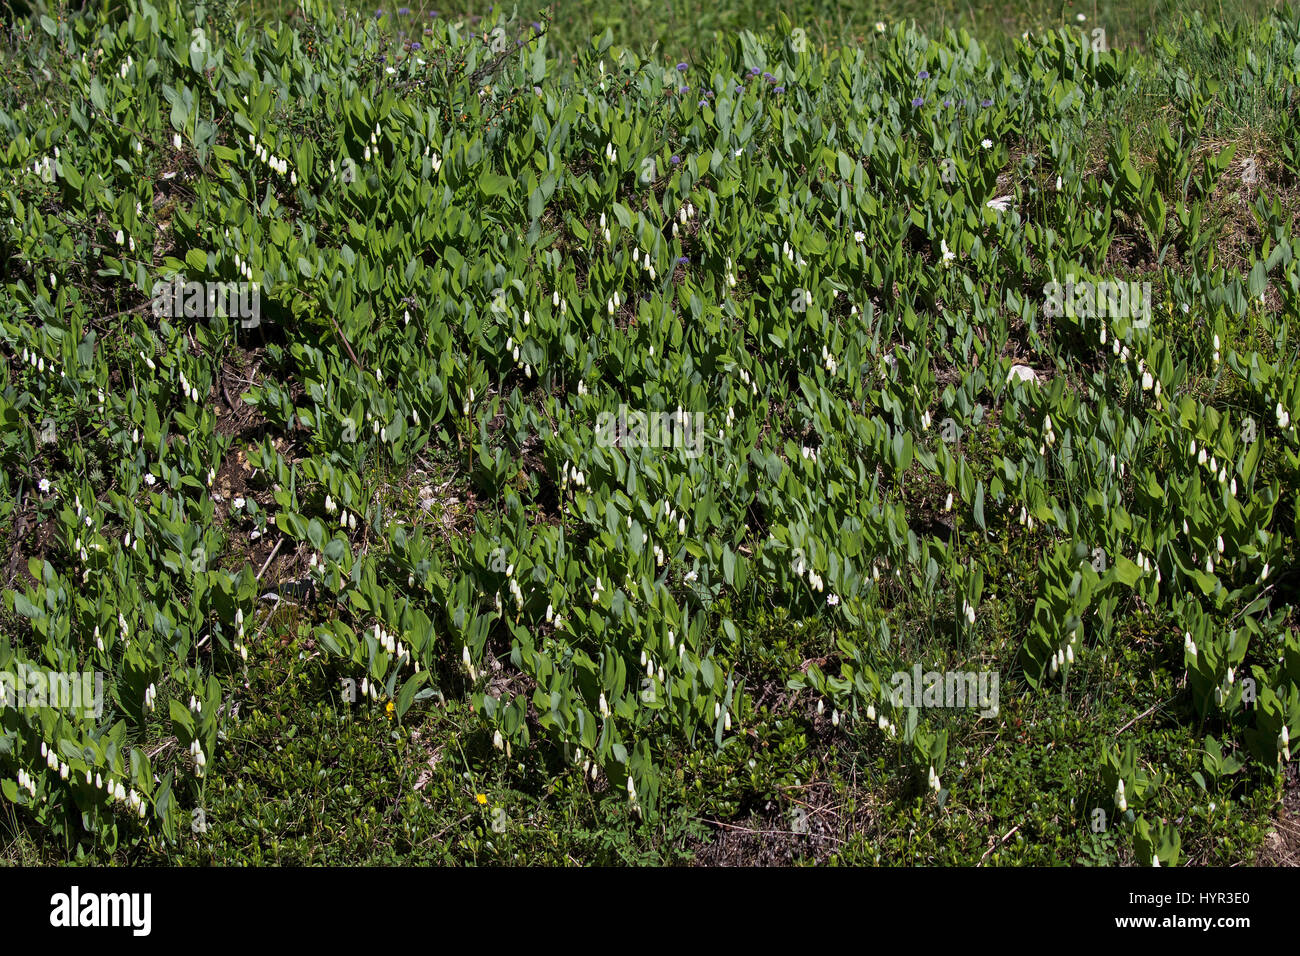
[2,0,1298,864]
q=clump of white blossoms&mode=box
[1134,551,1157,578]
[248,132,293,178]
[1048,629,1080,676]
[423,143,442,173]
[559,460,587,490]
[503,562,525,610]
[177,369,201,404]
[233,608,247,661]
[32,154,58,183]
[190,738,207,777]
[232,249,255,282]
[16,769,37,798]
[779,239,808,267]
[1017,505,1036,532]
[627,775,641,816]
[1114,778,1127,812]
[821,343,838,375]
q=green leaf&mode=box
[480,173,511,197]
[396,672,427,720]
[1247,259,1268,298]
[169,700,196,742]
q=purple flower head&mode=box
[912,96,924,107]
[705,90,714,98]
[375,9,384,18]
[676,62,689,71]
[918,70,930,79]
[677,256,689,265]
[749,67,760,76]
[698,100,708,107]
[397,6,410,14]
[762,71,773,80]
[981,98,993,107]
[734,84,744,93]
[532,21,542,31]
[774,86,785,93]
[942,98,952,107]
[378,54,387,62]
[680,86,689,93]
[670,154,681,165]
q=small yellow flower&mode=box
[474,793,488,805]
[385,700,395,719]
